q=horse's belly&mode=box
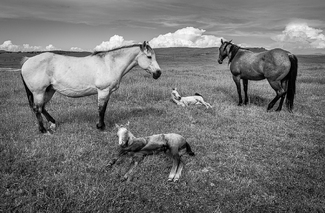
[54,84,97,97]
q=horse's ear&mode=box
[115,123,120,129]
[221,39,224,44]
[141,41,147,51]
[125,121,130,127]
[229,39,233,43]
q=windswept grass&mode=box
[1,49,325,212]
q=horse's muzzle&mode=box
[218,59,223,64]
[153,70,161,79]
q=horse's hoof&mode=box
[173,178,179,182]
[96,123,105,130]
[49,122,56,132]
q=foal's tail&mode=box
[286,54,298,112]
[185,142,195,156]
[194,93,202,97]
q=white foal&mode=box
[171,88,212,108]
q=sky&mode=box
[0,0,325,54]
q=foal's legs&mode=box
[168,153,181,182]
[267,80,286,111]
[232,75,243,106]
[243,79,249,105]
[173,160,184,182]
[96,89,111,130]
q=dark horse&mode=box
[218,39,298,112]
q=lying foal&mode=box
[171,88,212,108]
[108,123,195,182]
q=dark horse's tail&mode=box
[194,93,202,97]
[20,57,34,109]
[185,142,195,156]
[286,54,298,112]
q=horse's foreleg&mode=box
[97,90,111,130]
[233,75,243,106]
[243,79,249,105]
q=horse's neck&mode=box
[104,46,140,77]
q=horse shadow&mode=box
[248,94,269,107]
[213,86,270,107]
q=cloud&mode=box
[45,44,56,51]
[70,47,84,52]
[94,35,135,51]
[0,40,20,51]
[272,23,325,49]
[149,27,223,48]
[0,40,58,51]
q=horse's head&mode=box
[171,88,181,100]
[115,122,132,148]
[137,41,162,79]
[218,39,232,64]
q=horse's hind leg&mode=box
[243,79,249,105]
[32,93,47,133]
[275,80,288,112]
[233,75,243,106]
[267,80,286,111]
[42,86,56,132]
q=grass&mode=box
[1,48,325,212]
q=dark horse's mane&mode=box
[227,43,243,64]
[91,44,142,57]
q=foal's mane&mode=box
[91,44,142,57]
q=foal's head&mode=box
[218,39,232,64]
[137,41,161,79]
[171,88,181,100]
[115,122,133,148]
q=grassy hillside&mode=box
[0,48,324,212]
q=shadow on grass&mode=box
[107,106,166,127]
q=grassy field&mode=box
[0,48,325,212]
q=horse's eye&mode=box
[147,56,152,59]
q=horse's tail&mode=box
[286,54,298,112]
[20,73,34,109]
[185,142,195,156]
[194,93,202,97]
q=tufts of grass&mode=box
[1,51,325,212]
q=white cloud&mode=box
[149,27,223,48]
[0,40,59,51]
[70,47,84,51]
[94,35,135,51]
[0,40,20,51]
[272,23,325,49]
[45,44,56,51]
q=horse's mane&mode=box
[91,44,142,57]
[228,43,242,64]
